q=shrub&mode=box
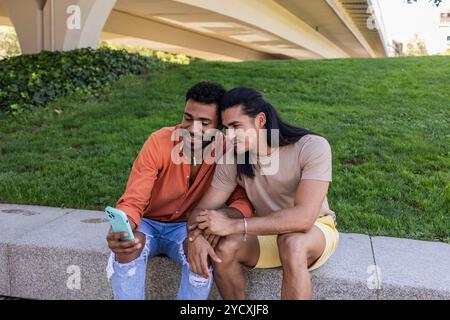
[0,47,166,115]
[100,41,195,65]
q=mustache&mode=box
[182,131,218,141]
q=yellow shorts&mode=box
[251,215,339,271]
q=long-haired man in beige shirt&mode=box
[188,87,339,300]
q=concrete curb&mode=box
[0,204,449,300]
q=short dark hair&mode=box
[185,81,225,105]
[185,81,225,126]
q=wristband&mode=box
[243,217,248,241]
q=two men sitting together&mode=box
[106,82,339,300]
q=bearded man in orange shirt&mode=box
[105,82,253,300]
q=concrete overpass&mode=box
[0,0,389,61]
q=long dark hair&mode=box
[220,87,322,178]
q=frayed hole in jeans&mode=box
[188,272,211,287]
[106,233,152,280]
[178,240,213,287]
[178,240,188,265]
[127,267,137,277]
[106,252,115,280]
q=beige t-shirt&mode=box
[212,134,336,222]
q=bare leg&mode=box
[212,234,260,300]
[277,226,326,300]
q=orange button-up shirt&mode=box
[116,125,253,227]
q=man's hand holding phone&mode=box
[105,208,144,263]
[106,219,142,254]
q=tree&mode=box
[405,33,429,56]
[0,27,21,59]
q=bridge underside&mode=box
[0,0,388,60]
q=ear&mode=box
[256,112,266,129]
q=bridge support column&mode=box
[4,0,115,54]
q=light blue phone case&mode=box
[105,206,134,241]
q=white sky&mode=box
[377,0,450,54]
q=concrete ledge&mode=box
[372,237,450,300]
[0,204,73,297]
[5,207,112,300]
[1,204,449,300]
[311,233,377,300]
[0,243,8,296]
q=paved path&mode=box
[0,203,449,300]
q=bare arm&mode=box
[188,185,248,222]
[187,186,246,244]
[240,179,328,235]
[195,179,329,236]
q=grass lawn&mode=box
[0,56,449,242]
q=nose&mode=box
[227,128,236,140]
[188,120,203,137]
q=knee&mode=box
[277,234,309,267]
[214,235,241,265]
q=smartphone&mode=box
[105,206,134,241]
